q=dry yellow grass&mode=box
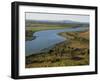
[79,31,89,39]
[26,31,89,68]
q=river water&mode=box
[25,27,88,56]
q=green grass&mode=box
[25,23,81,41]
[26,27,66,32]
[26,22,80,28]
[26,24,79,32]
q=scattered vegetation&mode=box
[26,30,89,68]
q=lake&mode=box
[25,27,88,56]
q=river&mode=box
[25,27,88,56]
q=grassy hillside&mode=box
[26,30,89,68]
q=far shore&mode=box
[25,25,88,41]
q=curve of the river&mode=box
[26,27,88,56]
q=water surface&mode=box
[26,27,88,56]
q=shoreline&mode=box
[26,26,88,56]
[26,30,89,68]
[25,25,85,41]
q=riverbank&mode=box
[25,30,89,68]
[25,24,81,41]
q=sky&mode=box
[25,12,89,23]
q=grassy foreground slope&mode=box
[26,30,89,68]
